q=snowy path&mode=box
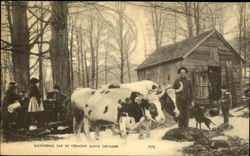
[1,125,193,155]
[1,107,248,155]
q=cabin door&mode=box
[208,66,222,102]
[192,67,210,105]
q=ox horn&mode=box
[175,82,183,93]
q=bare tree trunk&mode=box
[88,16,95,88]
[184,2,193,38]
[83,42,89,87]
[151,4,159,49]
[218,7,224,35]
[76,29,81,86]
[95,53,99,88]
[79,31,85,87]
[68,15,75,91]
[12,1,30,91]
[117,3,125,83]
[38,1,44,98]
[170,12,178,43]
[150,2,164,49]
[238,4,244,95]
[3,2,14,96]
[50,1,70,95]
[1,51,11,99]
[238,3,244,92]
[112,2,135,83]
[125,50,131,83]
[95,16,102,89]
[104,38,109,84]
[236,2,248,97]
[193,2,201,36]
[242,3,247,88]
[7,51,14,81]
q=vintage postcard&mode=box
[1,1,249,155]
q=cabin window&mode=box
[209,47,219,63]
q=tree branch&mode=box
[29,58,39,70]
[1,46,49,57]
[27,8,51,24]
[29,20,50,49]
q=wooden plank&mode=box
[192,66,209,101]
[219,55,232,62]
[209,47,219,63]
[201,34,229,48]
[183,58,209,66]
[218,50,233,56]
[188,51,210,60]
[183,29,215,58]
[197,45,231,53]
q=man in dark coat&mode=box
[17,90,29,130]
[173,67,194,128]
[1,82,20,132]
[46,85,67,121]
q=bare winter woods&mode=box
[1,2,249,98]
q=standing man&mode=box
[53,85,67,121]
[17,90,29,130]
[46,85,67,121]
[173,67,194,128]
[1,82,20,134]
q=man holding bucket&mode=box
[1,82,21,134]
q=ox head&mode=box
[118,91,162,123]
[143,86,167,123]
[159,82,183,120]
[117,81,183,123]
[118,91,147,123]
[143,82,184,123]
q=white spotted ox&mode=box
[102,80,181,120]
[71,80,182,140]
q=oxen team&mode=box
[71,80,183,141]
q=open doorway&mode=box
[208,66,222,102]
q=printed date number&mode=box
[148,145,155,149]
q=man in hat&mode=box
[46,85,67,121]
[17,90,29,130]
[220,85,232,126]
[173,67,194,128]
[1,82,20,133]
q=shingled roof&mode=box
[136,28,243,71]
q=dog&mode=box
[194,106,215,130]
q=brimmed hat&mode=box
[8,82,17,87]
[30,77,39,84]
[177,66,188,74]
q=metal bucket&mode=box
[7,101,21,113]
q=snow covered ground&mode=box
[1,107,249,155]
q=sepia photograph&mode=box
[0,1,249,155]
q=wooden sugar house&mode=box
[136,28,244,107]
